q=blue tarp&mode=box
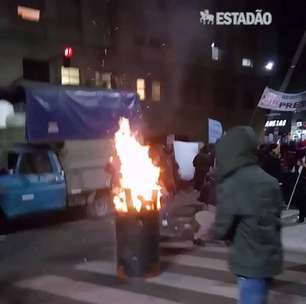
[23,84,142,142]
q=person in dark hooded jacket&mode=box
[193,146,211,191]
[214,126,283,304]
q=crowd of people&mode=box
[125,130,305,304]
[258,142,306,223]
[192,139,306,223]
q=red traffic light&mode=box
[64,47,73,58]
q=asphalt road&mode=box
[1,192,306,304]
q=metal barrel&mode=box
[116,210,160,278]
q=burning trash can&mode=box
[116,190,160,278]
[113,118,162,278]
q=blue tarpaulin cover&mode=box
[22,83,142,142]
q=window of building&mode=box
[19,153,52,175]
[137,78,146,100]
[17,6,40,22]
[23,59,50,82]
[242,58,253,68]
[61,67,80,85]
[95,72,111,88]
[211,46,221,61]
[152,81,161,102]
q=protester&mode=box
[291,157,306,223]
[261,143,282,181]
[214,126,283,304]
[257,144,269,169]
[149,144,179,197]
[198,157,217,205]
[192,146,211,191]
[163,145,180,194]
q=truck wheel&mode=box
[87,192,113,218]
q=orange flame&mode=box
[113,118,161,212]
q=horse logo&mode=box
[200,10,214,25]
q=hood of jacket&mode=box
[216,126,258,180]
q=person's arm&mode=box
[215,210,237,241]
[214,183,239,241]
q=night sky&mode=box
[277,0,306,92]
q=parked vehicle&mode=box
[0,81,141,226]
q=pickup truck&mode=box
[0,145,66,220]
[0,81,141,229]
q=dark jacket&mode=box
[215,126,283,278]
[293,166,306,207]
[262,153,282,181]
[193,151,211,190]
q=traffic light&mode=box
[63,47,73,67]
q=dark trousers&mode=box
[193,172,205,191]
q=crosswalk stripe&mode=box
[198,245,306,265]
[160,241,194,249]
[16,275,180,304]
[76,261,237,300]
[162,254,306,285]
[160,240,306,265]
[163,254,228,271]
[76,261,306,304]
[199,245,228,254]
[283,252,306,265]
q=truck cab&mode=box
[0,145,66,219]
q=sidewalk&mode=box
[162,190,306,253]
[282,222,306,253]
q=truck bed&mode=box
[58,139,114,195]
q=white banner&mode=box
[173,141,200,180]
[208,118,223,143]
[258,87,306,112]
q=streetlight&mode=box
[265,61,274,71]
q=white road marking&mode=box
[160,241,194,249]
[76,260,306,304]
[163,254,306,285]
[16,275,180,304]
[198,245,306,264]
[15,245,306,304]
[77,261,237,299]
[198,245,228,254]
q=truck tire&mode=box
[87,191,113,218]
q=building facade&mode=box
[0,0,281,141]
[0,0,112,86]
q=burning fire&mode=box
[113,118,161,213]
